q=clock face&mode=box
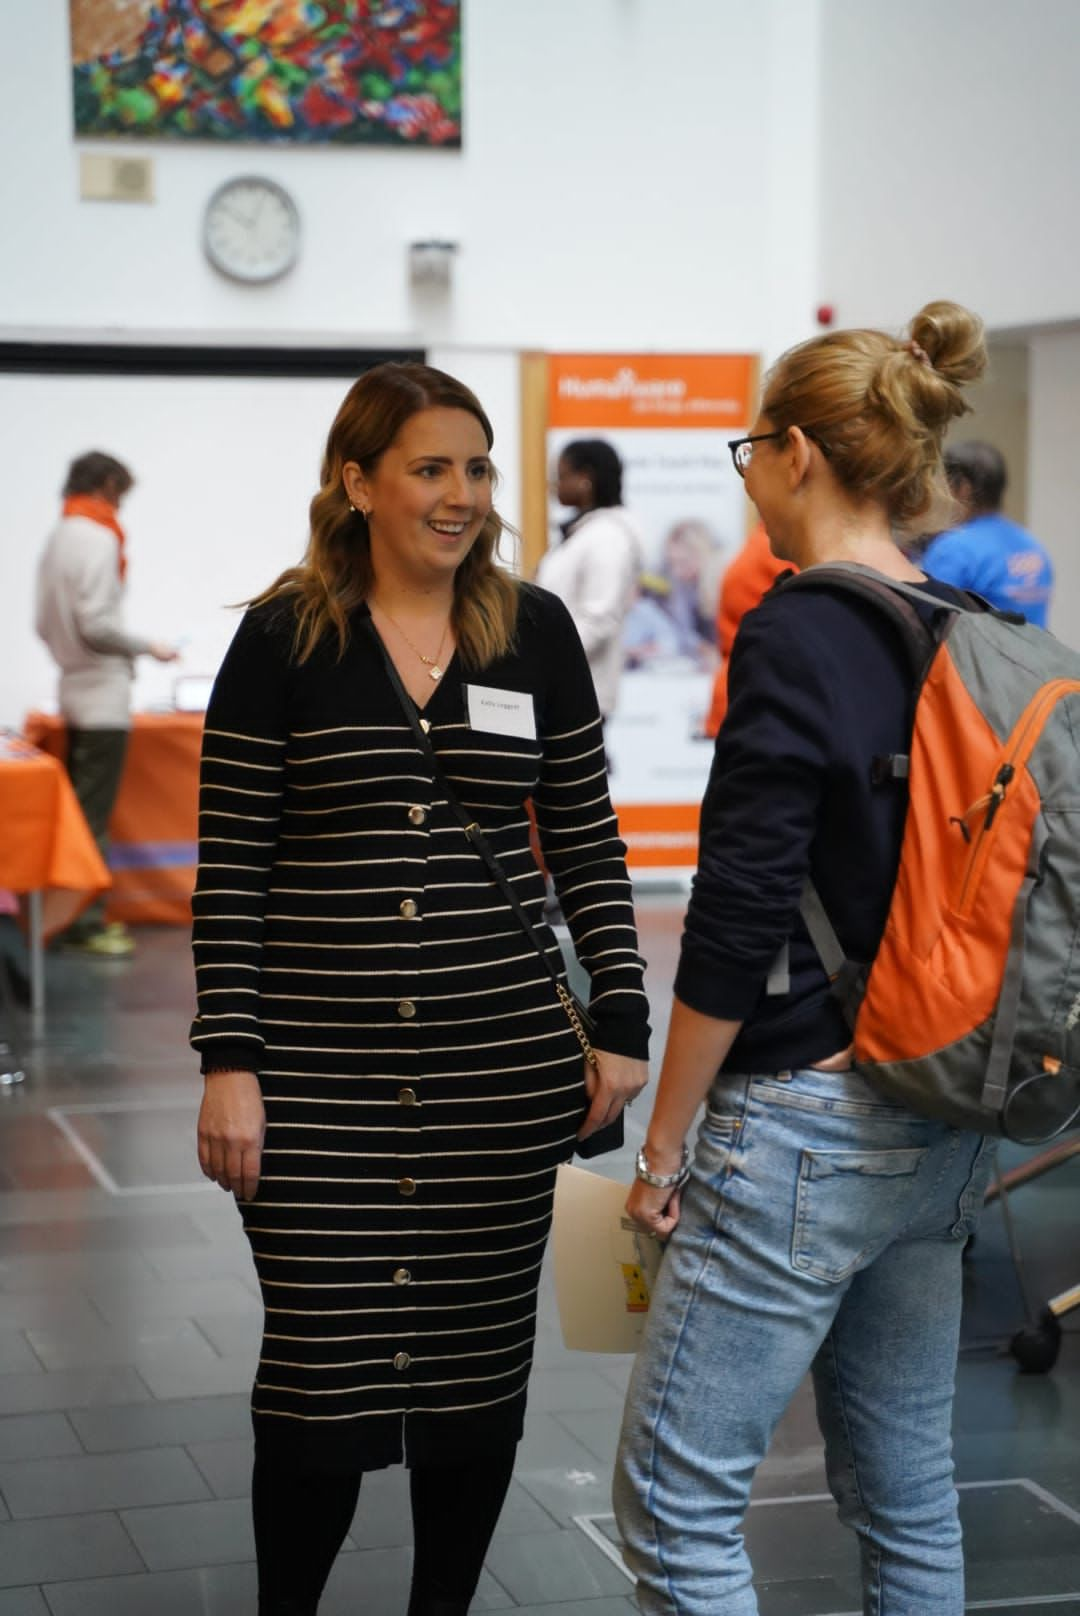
[203,177,300,285]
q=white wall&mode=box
[819,0,1080,334]
[5,0,821,353]
[1028,329,1080,649]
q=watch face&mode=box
[203,177,300,284]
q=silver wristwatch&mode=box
[635,1145,691,1190]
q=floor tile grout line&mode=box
[43,1110,122,1196]
[61,1408,91,1459]
[474,1560,515,1610]
[36,1555,263,1600]
[184,1438,231,1501]
[20,1325,50,1375]
[547,1408,615,1467]
[509,1471,572,1535]
[86,1287,119,1331]
[116,1505,153,1577]
[189,1316,228,1362]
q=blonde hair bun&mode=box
[909,300,987,390]
[870,301,987,438]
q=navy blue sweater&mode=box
[674,575,963,1074]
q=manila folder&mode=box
[552,1162,664,1354]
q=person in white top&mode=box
[35,452,178,955]
[537,439,643,723]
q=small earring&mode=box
[348,502,357,512]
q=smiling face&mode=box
[343,406,494,590]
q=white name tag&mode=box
[465,684,537,740]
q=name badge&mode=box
[465,684,537,740]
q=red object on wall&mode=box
[816,304,835,327]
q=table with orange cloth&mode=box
[23,712,203,927]
[0,734,111,1014]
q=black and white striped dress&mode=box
[190,584,649,1469]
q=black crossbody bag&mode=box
[367,620,623,1158]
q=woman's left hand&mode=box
[626,1176,683,1240]
[577,1048,649,1141]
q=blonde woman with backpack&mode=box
[615,303,1003,1614]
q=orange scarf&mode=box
[63,494,127,581]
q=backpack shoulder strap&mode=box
[769,563,950,1019]
[774,562,948,683]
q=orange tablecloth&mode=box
[23,712,203,926]
[0,735,110,939]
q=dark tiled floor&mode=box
[0,907,1078,1613]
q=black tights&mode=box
[253,1443,517,1615]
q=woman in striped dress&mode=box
[191,362,650,1616]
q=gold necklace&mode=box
[373,602,452,682]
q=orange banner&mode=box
[548,353,756,432]
[616,802,701,869]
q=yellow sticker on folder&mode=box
[621,1262,652,1313]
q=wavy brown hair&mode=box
[253,362,519,666]
[761,300,987,535]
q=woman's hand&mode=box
[197,1070,266,1202]
[626,1176,683,1240]
[622,999,744,1240]
[626,1136,689,1238]
[577,1048,649,1141]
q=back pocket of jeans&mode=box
[792,1147,927,1283]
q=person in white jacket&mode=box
[35,452,177,956]
[537,439,643,725]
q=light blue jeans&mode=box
[613,1067,996,1615]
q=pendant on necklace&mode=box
[428,664,443,682]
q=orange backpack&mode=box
[781,564,1080,1144]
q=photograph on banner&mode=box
[543,354,757,879]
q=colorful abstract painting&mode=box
[70,1,462,146]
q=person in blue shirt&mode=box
[922,440,1053,626]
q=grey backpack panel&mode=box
[778,564,1080,1143]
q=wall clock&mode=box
[203,176,301,285]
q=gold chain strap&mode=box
[556,981,598,1067]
